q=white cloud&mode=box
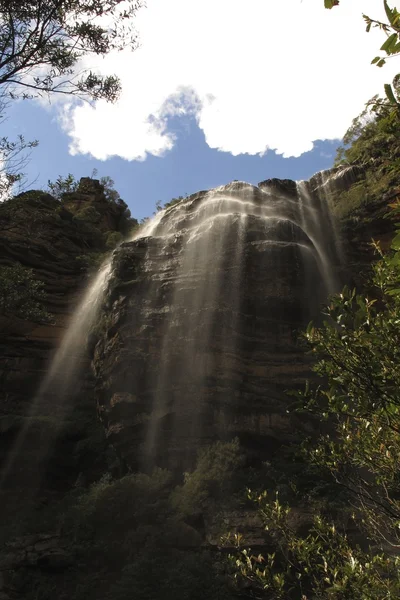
[59,0,400,160]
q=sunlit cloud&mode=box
[59,0,399,160]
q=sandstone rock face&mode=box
[0,181,127,540]
[91,180,342,471]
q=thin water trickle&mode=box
[296,180,340,295]
[0,215,166,493]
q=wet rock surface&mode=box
[91,180,340,471]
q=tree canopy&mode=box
[0,0,142,102]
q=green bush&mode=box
[47,173,78,199]
[171,439,244,516]
[64,469,173,553]
[105,231,124,249]
[74,205,101,224]
[0,263,51,322]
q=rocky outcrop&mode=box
[0,179,128,543]
[0,533,72,571]
[91,181,338,472]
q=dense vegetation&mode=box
[2,4,400,599]
[231,227,400,597]
[14,440,244,600]
[0,0,142,201]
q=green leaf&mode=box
[391,232,400,250]
[384,0,395,24]
[380,32,398,54]
[377,58,386,67]
[384,83,399,105]
[324,0,339,8]
[371,56,381,64]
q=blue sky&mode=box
[6,100,340,221]
[3,1,398,221]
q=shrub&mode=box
[171,439,244,516]
[105,231,124,249]
[64,469,173,554]
[0,263,51,322]
[74,205,101,224]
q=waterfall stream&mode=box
[93,178,343,469]
[1,174,344,484]
[0,215,165,491]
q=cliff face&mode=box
[0,170,396,499]
[0,180,131,542]
[91,180,342,472]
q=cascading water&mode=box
[2,174,345,490]
[92,178,343,471]
[0,215,163,495]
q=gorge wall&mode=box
[91,177,343,472]
[0,181,134,543]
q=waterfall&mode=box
[1,175,345,485]
[0,215,164,493]
[93,179,343,470]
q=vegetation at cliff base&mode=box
[38,441,242,600]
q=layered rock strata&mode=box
[91,180,341,471]
[0,180,129,540]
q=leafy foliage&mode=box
[0,0,142,101]
[364,1,400,79]
[105,230,123,249]
[46,173,137,241]
[108,550,233,600]
[98,175,122,204]
[48,172,124,205]
[171,438,244,516]
[0,263,50,321]
[55,441,243,599]
[65,469,173,548]
[164,195,186,209]
[336,84,400,166]
[0,131,38,200]
[47,173,79,199]
[297,231,400,547]
[231,491,400,599]
[325,1,400,110]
